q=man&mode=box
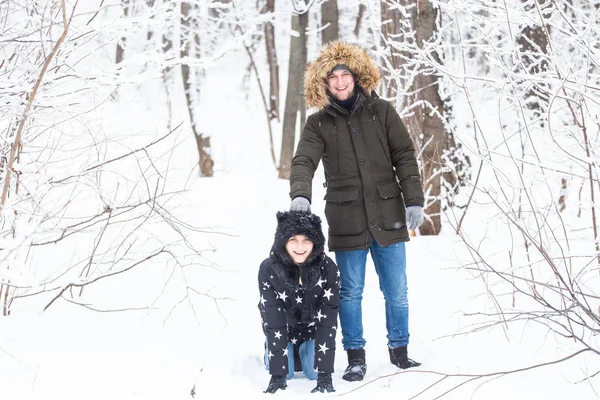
[289,41,424,382]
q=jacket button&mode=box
[351,128,357,133]
[365,192,370,198]
[359,159,365,165]
[369,223,377,229]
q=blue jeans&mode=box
[335,240,409,350]
[264,339,318,380]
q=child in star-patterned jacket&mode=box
[258,210,340,394]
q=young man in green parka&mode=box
[289,41,424,382]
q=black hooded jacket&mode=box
[258,211,340,376]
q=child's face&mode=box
[285,234,314,264]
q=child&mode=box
[258,211,339,394]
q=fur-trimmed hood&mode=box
[304,41,381,109]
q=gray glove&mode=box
[405,205,424,230]
[290,197,311,213]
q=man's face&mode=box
[285,234,314,264]
[326,70,355,101]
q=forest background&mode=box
[1,0,600,398]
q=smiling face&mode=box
[326,69,355,101]
[285,234,314,264]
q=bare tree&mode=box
[278,8,309,179]
[116,0,131,64]
[379,0,452,235]
[353,4,366,39]
[515,0,551,124]
[181,2,213,177]
[0,0,236,316]
[321,0,339,45]
[263,0,280,121]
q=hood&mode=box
[304,41,381,109]
[271,211,325,266]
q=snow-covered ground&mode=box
[2,11,600,399]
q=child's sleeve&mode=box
[313,257,340,374]
[258,260,290,376]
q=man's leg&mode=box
[371,240,420,368]
[371,241,409,347]
[335,248,369,381]
[335,248,369,350]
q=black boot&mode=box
[293,341,303,372]
[389,346,421,369]
[342,348,367,382]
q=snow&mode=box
[2,1,600,399]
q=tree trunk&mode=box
[181,2,213,177]
[353,4,366,38]
[146,0,155,42]
[163,1,175,53]
[380,0,413,102]
[278,12,307,179]
[413,0,444,235]
[116,0,130,64]
[516,0,551,122]
[298,11,308,133]
[263,0,280,121]
[321,0,339,45]
[381,0,445,235]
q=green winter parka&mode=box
[290,42,424,251]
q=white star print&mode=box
[278,291,288,302]
[268,350,274,360]
[262,281,271,288]
[260,295,267,306]
[308,322,315,327]
[323,288,333,300]
[283,347,289,356]
[316,309,325,321]
[336,270,340,277]
[295,296,303,303]
[316,277,326,287]
[274,331,282,340]
[318,342,330,354]
[291,338,298,344]
[315,366,320,373]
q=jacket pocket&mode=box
[324,189,367,235]
[376,182,406,230]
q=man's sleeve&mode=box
[313,258,340,374]
[258,261,290,375]
[290,115,325,202]
[384,102,424,207]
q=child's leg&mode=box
[286,341,295,380]
[299,340,318,380]
[264,338,269,369]
[264,338,295,380]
